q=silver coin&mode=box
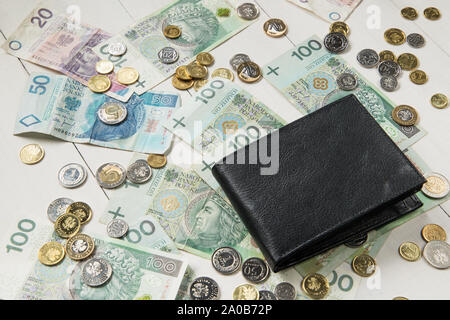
[421,172,450,199]
[158,47,179,64]
[58,163,87,188]
[106,219,129,238]
[107,42,127,56]
[407,33,425,48]
[357,49,379,68]
[344,233,368,248]
[97,101,127,125]
[47,198,74,223]
[189,277,220,300]
[423,240,450,269]
[336,73,358,91]
[81,257,113,287]
[380,75,398,92]
[96,162,127,189]
[211,247,242,275]
[378,60,401,77]
[324,32,348,54]
[242,257,270,283]
[259,290,277,300]
[126,160,152,184]
[237,3,260,20]
[274,282,296,300]
[230,53,251,71]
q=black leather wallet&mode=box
[212,94,426,272]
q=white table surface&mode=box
[0,0,449,300]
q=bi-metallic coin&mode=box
[237,61,262,83]
[96,162,127,189]
[97,101,128,125]
[263,18,287,37]
[65,233,95,261]
[230,53,251,71]
[391,105,418,126]
[421,173,450,199]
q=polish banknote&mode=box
[287,0,362,22]
[93,0,253,94]
[14,73,179,154]
[2,0,133,102]
[263,35,426,151]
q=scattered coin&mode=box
[409,70,428,85]
[352,254,377,277]
[242,257,270,283]
[127,160,152,184]
[82,257,113,287]
[378,60,401,77]
[47,198,74,223]
[193,79,208,91]
[66,201,93,225]
[163,25,181,39]
[65,234,95,261]
[323,32,348,54]
[423,240,450,269]
[329,21,350,36]
[147,154,167,169]
[259,290,277,300]
[19,144,45,165]
[58,163,87,188]
[379,50,396,62]
[237,3,260,20]
[97,101,128,125]
[401,7,418,20]
[158,47,179,64]
[397,53,419,71]
[96,163,127,189]
[422,224,447,242]
[175,66,192,80]
[393,296,409,300]
[95,60,114,74]
[336,73,358,91]
[88,75,111,93]
[237,61,262,83]
[186,64,208,79]
[357,49,379,68]
[424,7,441,21]
[301,273,329,300]
[392,105,418,126]
[172,76,194,90]
[116,67,139,85]
[263,18,287,37]
[399,241,421,262]
[421,173,450,199]
[107,219,129,238]
[344,233,368,248]
[196,52,215,66]
[212,68,234,81]
[190,277,220,300]
[407,33,425,48]
[107,42,127,56]
[380,75,398,92]
[431,93,448,109]
[233,284,259,300]
[230,53,251,71]
[54,213,81,239]
[274,282,296,300]
[38,241,65,266]
[384,28,406,45]
[211,247,242,275]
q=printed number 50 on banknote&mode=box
[262,35,426,151]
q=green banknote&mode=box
[263,35,426,151]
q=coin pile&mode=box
[324,21,350,54]
[172,52,214,91]
[229,53,263,83]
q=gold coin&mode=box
[65,234,95,261]
[38,241,65,266]
[147,154,167,169]
[424,7,441,20]
[409,70,428,85]
[393,296,409,300]
[163,25,181,39]
[263,18,288,37]
[237,61,262,83]
[172,76,194,90]
[66,202,92,225]
[117,67,139,85]
[232,284,259,300]
[175,66,192,80]
[19,144,45,165]
[392,105,418,126]
[196,52,215,66]
[379,50,396,62]
[54,213,81,239]
[384,28,406,45]
[352,254,376,277]
[401,7,418,20]
[301,273,330,300]
[186,64,208,79]
[431,93,448,109]
[422,224,447,242]
[95,60,114,74]
[329,21,350,36]
[88,75,111,93]
[211,68,234,81]
[194,79,208,91]
[399,241,421,261]
[397,53,419,71]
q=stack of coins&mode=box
[324,21,350,54]
[229,53,262,84]
[172,52,214,90]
